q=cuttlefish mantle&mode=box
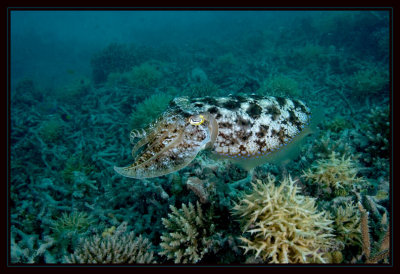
[114,95,312,179]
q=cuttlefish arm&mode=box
[114,112,218,179]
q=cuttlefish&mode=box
[114,95,315,179]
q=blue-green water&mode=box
[9,10,390,265]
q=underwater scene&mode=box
[9,10,391,265]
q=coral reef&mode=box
[129,92,172,130]
[38,117,64,144]
[263,74,300,97]
[330,202,362,247]
[66,222,155,264]
[190,67,208,83]
[325,116,353,133]
[61,152,97,183]
[9,11,390,265]
[308,131,354,160]
[90,43,138,84]
[232,175,336,263]
[184,80,222,98]
[53,78,92,104]
[289,43,328,69]
[50,211,95,253]
[13,78,43,104]
[302,152,364,197]
[361,106,390,164]
[216,53,238,75]
[358,202,389,264]
[50,211,94,239]
[11,228,56,263]
[159,201,218,263]
[348,65,389,97]
[127,62,163,90]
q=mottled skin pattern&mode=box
[184,94,311,158]
[114,95,311,179]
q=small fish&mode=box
[114,95,314,179]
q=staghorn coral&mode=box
[325,116,353,133]
[302,152,364,197]
[232,175,335,263]
[309,131,354,160]
[129,92,172,130]
[66,222,155,264]
[331,202,362,247]
[159,201,217,263]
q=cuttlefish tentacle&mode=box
[129,128,147,144]
[130,132,151,159]
[130,117,177,161]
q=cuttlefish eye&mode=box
[189,114,205,126]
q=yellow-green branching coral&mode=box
[232,175,335,263]
[129,92,172,130]
[159,201,216,263]
[50,211,94,240]
[302,152,364,196]
[331,202,362,247]
[50,211,95,251]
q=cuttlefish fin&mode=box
[114,146,200,179]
